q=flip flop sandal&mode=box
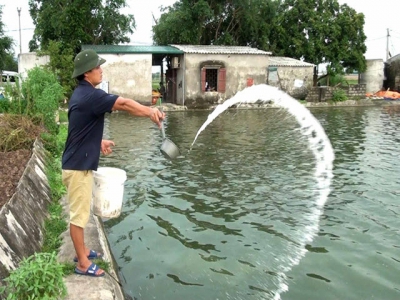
[74,263,105,277]
[73,249,103,262]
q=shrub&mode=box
[22,67,65,135]
[0,252,67,300]
[332,89,347,102]
[0,80,27,114]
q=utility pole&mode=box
[17,7,22,54]
[386,28,390,61]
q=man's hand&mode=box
[150,107,165,128]
[101,139,115,156]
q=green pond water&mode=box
[100,105,400,300]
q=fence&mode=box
[305,84,366,102]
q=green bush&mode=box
[0,98,11,112]
[332,89,347,102]
[0,69,70,299]
[0,80,28,114]
[0,98,29,114]
[0,252,67,300]
[22,67,65,135]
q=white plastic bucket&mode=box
[92,167,127,218]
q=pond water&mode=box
[100,104,400,300]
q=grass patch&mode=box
[346,79,359,85]
[62,259,110,276]
[42,123,68,253]
[42,202,67,253]
[58,110,68,123]
[152,80,161,90]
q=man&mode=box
[62,49,164,277]
[152,90,161,105]
[158,82,166,102]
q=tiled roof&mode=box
[268,56,314,67]
[170,44,271,55]
[81,45,184,54]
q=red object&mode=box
[247,78,254,87]
[201,68,206,92]
[218,68,226,93]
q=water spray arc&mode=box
[191,84,335,299]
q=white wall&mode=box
[360,59,384,93]
[100,53,153,102]
[18,52,50,79]
[183,53,269,107]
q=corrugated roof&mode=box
[81,45,184,54]
[170,44,271,55]
[268,56,314,67]
[387,53,400,63]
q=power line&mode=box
[365,36,386,42]
[391,34,400,40]
[4,28,35,32]
[391,29,400,35]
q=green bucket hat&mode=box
[72,49,106,78]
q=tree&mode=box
[0,5,16,72]
[153,0,278,49]
[154,0,367,81]
[2,53,18,72]
[28,0,136,53]
[269,0,367,75]
[37,41,75,100]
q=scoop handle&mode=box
[158,107,166,139]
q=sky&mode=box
[0,0,399,62]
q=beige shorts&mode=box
[62,170,93,228]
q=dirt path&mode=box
[0,150,31,208]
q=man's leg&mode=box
[70,224,103,275]
[63,170,104,275]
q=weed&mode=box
[0,252,67,300]
[332,89,347,102]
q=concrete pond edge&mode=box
[0,140,125,300]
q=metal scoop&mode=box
[159,110,180,160]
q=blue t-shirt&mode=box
[62,80,119,170]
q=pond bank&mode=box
[159,99,399,112]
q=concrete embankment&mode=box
[0,140,124,300]
[0,140,52,280]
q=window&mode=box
[267,67,278,85]
[201,67,226,93]
[1,71,19,84]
